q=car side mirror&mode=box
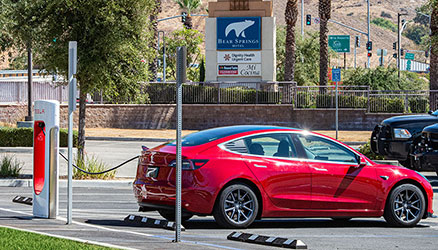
[359,156,367,167]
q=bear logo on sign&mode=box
[225,20,255,38]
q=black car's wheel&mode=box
[158,210,193,222]
[213,183,259,228]
[384,184,425,227]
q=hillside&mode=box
[158,0,428,68]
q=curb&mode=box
[0,179,133,188]
[227,231,307,249]
[124,214,185,231]
[86,136,171,142]
[0,147,74,154]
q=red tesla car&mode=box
[133,126,434,228]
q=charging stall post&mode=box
[175,46,186,242]
[332,68,341,140]
[67,41,77,225]
[33,100,60,218]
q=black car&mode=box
[371,110,438,172]
[411,123,438,174]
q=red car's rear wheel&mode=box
[213,183,259,228]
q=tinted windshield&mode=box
[167,126,290,146]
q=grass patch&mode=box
[0,155,22,178]
[0,226,113,250]
[371,17,397,32]
[73,155,116,180]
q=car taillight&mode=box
[168,159,209,170]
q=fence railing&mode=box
[2,81,438,113]
[0,81,68,103]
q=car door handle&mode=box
[313,167,328,172]
[254,164,267,168]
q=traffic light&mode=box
[425,50,429,58]
[368,52,372,57]
[355,36,360,47]
[401,49,404,56]
[393,42,397,50]
[366,41,372,51]
[393,53,397,58]
[306,14,311,25]
[181,12,187,22]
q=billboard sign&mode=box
[328,35,350,53]
[217,51,261,63]
[218,64,261,76]
[217,17,261,50]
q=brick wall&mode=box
[0,104,410,130]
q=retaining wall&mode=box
[1,104,409,130]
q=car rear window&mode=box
[167,126,289,147]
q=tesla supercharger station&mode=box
[33,100,60,218]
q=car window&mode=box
[241,133,297,158]
[296,134,358,164]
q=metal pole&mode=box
[367,0,370,68]
[354,40,357,68]
[343,53,346,69]
[67,41,77,225]
[398,13,401,80]
[25,46,33,121]
[175,46,186,243]
[301,0,304,39]
[163,34,166,82]
[157,31,166,82]
[335,80,339,140]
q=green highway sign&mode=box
[329,35,350,53]
[405,53,415,60]
[406,59,412,71]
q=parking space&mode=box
[1,186,438,249]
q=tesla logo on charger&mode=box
[35,109,45,114]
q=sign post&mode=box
[67,41,77,225]
[175,46,186,243]
[332,68,341,140]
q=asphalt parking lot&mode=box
[2,185,438,250]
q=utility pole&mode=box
[367,0,370,68]
[301,0,304,39]
[25,46,33,121]
[397,13,401,80]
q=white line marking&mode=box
[0,208,244,250]
[0,224,138,250]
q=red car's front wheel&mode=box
[384,184,425,227]
[213,183,259,228]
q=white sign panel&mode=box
[218,64,261,76]
[217,51,261,63]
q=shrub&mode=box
[73,155,115,180]
[0,155,22,178]
[409,97,429,113]
[0,127,78,147]
[369,97,404,113]
[371,17,397,32]
[295,92,313,108]
[358,141,384,160]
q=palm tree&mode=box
[319,0,331,87]
[430,0,438,110]
[284,0,298,81]
[175,0,202,29]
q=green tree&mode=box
[161,28,203,81]
[0,0,13,52]
[29,0,155,159]
[174,0,202,29]
[319,0,331,87]
[284,0,298,81]
[277,28,335,85]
